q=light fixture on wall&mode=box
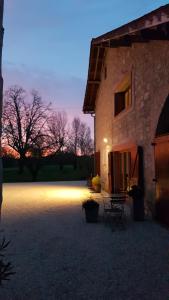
[103,138,108,144]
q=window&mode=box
[114,75,132,116]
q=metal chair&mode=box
[103,194,127,228]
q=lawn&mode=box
[3,164,91,183]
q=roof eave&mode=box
[83,4,169,114]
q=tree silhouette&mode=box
[47,111,68,154]
[3,85,50,173]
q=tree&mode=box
[47,111,68,154]
[25,135,47,181]
[68,117,81,155]
[68,117,93,169]
[2,85,50,173]
[78,123,93,156]
[68,117,93,155]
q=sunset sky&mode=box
[3,0,169,133]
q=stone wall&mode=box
[95,40,169,207]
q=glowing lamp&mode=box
[103,138,108,143]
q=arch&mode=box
[155,94,169,226]
[156,95,169,137]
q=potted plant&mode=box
[82,199,99,223]
[92,175,101,193]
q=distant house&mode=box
[0,0,4,214]
[83,4,169,226]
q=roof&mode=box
[83,4,169,113]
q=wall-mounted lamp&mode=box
[103,138,108,144]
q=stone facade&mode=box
[95,40,169,208]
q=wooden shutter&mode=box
[129,146,144,191]
[130,146,138,185]
[113,151,123,193]
[137,146,144,191]
[108,152,113,193]
[108,151,123,193]
[95,151,100,176]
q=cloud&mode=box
[3,61,83,104]
[3,61,93,135]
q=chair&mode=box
[103,193,127,228]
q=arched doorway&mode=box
[155,95,169,226]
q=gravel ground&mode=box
[0,181,169,300]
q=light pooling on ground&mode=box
[2,182,90,221]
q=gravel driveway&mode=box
[0,181,169,300]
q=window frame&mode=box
[114,74,132,117]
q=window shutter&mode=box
[108,151,123,193]
[138,146,144,191]
[129,146,144,191]
[108,152,113,193]
[113,151,124,193]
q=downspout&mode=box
[91,113,95,176]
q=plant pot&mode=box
[84,207,99,223]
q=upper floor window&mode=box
[114,74,132,116]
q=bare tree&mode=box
[68,117,93,169]
[78,123,93,156]
[68,117,93,155]
[25,132,49,181]
[47,111,68,154]
[68,117,81,155]
[2,85,50,173]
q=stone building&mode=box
[0,0,4,215]
[83,4,169,226]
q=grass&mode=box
[3,164,91,183]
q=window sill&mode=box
[113,105,133,122]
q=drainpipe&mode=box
[0,0,4,221]
[91,113,95,176]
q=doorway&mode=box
[108,145,144,193]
